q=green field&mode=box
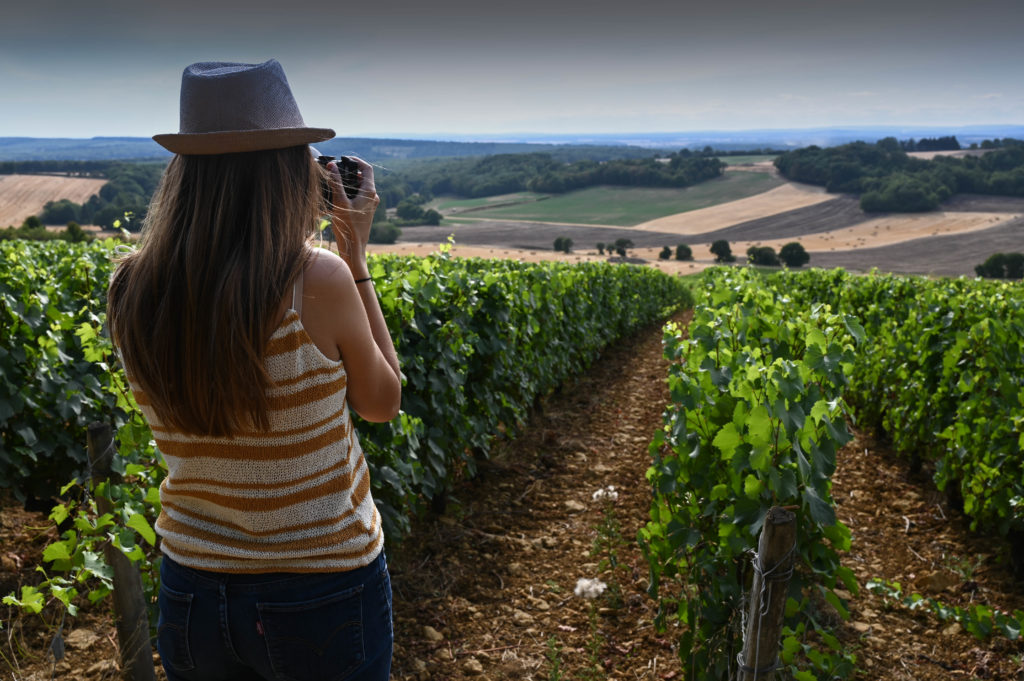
[434,192,546,212]
[718,154,779,165]
[443,171,784,226]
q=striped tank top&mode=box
[131,281,383,573]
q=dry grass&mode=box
[630,181,831,235]
[0,175,106,228]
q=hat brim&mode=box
[153,127,335,155]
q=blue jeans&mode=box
[157,551,392,681]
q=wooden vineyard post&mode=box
[737,506,797,681]
[88,422,157,681]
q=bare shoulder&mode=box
[304,246,354,294]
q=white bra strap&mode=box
[292,268,304,316]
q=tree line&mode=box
[899,136,961,152]
[374,152,725,207]
[0,160,113,176]
[35,163,165,230]
[774,138,1024,212]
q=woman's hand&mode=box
[326,156,380,273]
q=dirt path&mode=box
[388,311,689,680]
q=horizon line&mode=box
[3,122,1024,144]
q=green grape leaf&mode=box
[126,512,156,547]
[713,423,742,461]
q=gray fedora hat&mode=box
[153,60,334,155]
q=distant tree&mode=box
[613,238,634,258]
[710,239,735,263]
[675,244,693,261]
[396,199,425,221]
[746,245,780,267]
[422,209,442,226]
[40,199,79,225]
[560,237,573,254]
[369,223,401,244]
[596,242,605,255]
[64,221,87,243]
[877,136,903,154]
[861,174,940,212]
[22,216,42,230]
[554,236,566,252]
[975,252,1024,279]
[779,242,810,267]
[372,196,388,223]
[92,206,125,231]
[659,246,672,260]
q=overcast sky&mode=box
[2,0,1021,139]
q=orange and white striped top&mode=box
[131,308,383,573]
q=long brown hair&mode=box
[108,145,326,436]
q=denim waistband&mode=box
[160,549,386,593]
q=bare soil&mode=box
[689,195,867,243]
[942,194,1024,214]
[0,175,106,228]
[4,310,1024,680]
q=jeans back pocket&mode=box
[157,584,196,673]
[257,584,364,681]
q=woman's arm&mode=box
[323,157,401,422]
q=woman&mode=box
[107,60,401,681]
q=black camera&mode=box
[315,154,361,203]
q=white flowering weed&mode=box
[592,485,618,502]
[574,577,607,600]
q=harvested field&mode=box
[0,174,106,227]
[694,195,865,242]
[630,212,1020,274]
[744,210,1019,252]
[804,215,1024,277]
[906,149,991,160]
[631,181,830,235]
